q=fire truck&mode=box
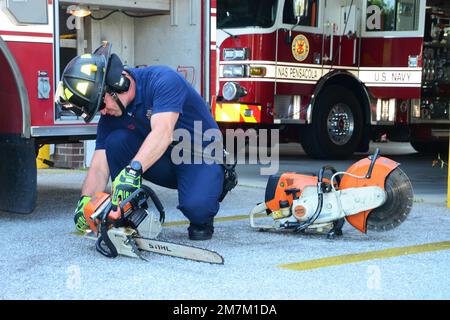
[0,0,212,214]
[212,0,450,159]
[1,0,449,215]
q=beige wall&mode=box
[82,1,203,167]
[85,10,135,67]
[83,1,201,92]
[134,0,202,92]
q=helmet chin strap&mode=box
[109,91,127,116]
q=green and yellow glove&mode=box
[112,160,143,208]
[74,195,91,232]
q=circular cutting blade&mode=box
[367,167,414,232]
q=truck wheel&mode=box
[0,135,37,213]
[300,85,363,159]
[410,140,448,155]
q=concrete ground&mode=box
[0,142,449,300]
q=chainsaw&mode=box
[83,185,224,264]
[250,149,414,238]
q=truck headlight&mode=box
[376,99,396,122]
[411,99,421,118]
[222,65,247,78]
[223,48,249,61]
[223,82,247,101]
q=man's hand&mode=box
[74,195,91,232]
[112,160,143,208]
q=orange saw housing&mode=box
[83,192,132,234]
[339,156,399,233]
[264,173,319,212]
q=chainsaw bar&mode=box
[83,232,224,264]
[134,236,224,265]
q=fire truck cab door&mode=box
[322,0,362,67]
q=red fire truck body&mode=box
[211,0,449,158]
[1,0,448,214]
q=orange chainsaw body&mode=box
[83,192,132,234]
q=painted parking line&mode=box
[278,241,450,271]
[163,213,266,227]
[70,213,267,236]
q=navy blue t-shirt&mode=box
[96,66,219,150]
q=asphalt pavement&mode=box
[0,142,449,300]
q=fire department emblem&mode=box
[292,34,310,62]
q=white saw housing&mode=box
[291,186,387,224]
[250,186,387,230]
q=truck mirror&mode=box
[293,0,307,19]
[288,0,308,44]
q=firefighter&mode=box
[56,45,229,240]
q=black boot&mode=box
[188,219,214,240]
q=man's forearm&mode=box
[133,129,173,172]
[81,168,109,196]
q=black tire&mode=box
[367,167,414,232]
[300,85,364,159]
[410,140,448,156]
[35,142,42,157]
[0,135,37,214]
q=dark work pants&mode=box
[104,129,224,225]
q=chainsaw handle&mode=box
[96,236,117,258]
[119,188,149,212]
[95,223,118,258]
[120,185,166,223]
[141,185,166,223]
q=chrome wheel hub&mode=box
[327,104,354,146]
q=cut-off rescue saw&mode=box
[250,149,414,238]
